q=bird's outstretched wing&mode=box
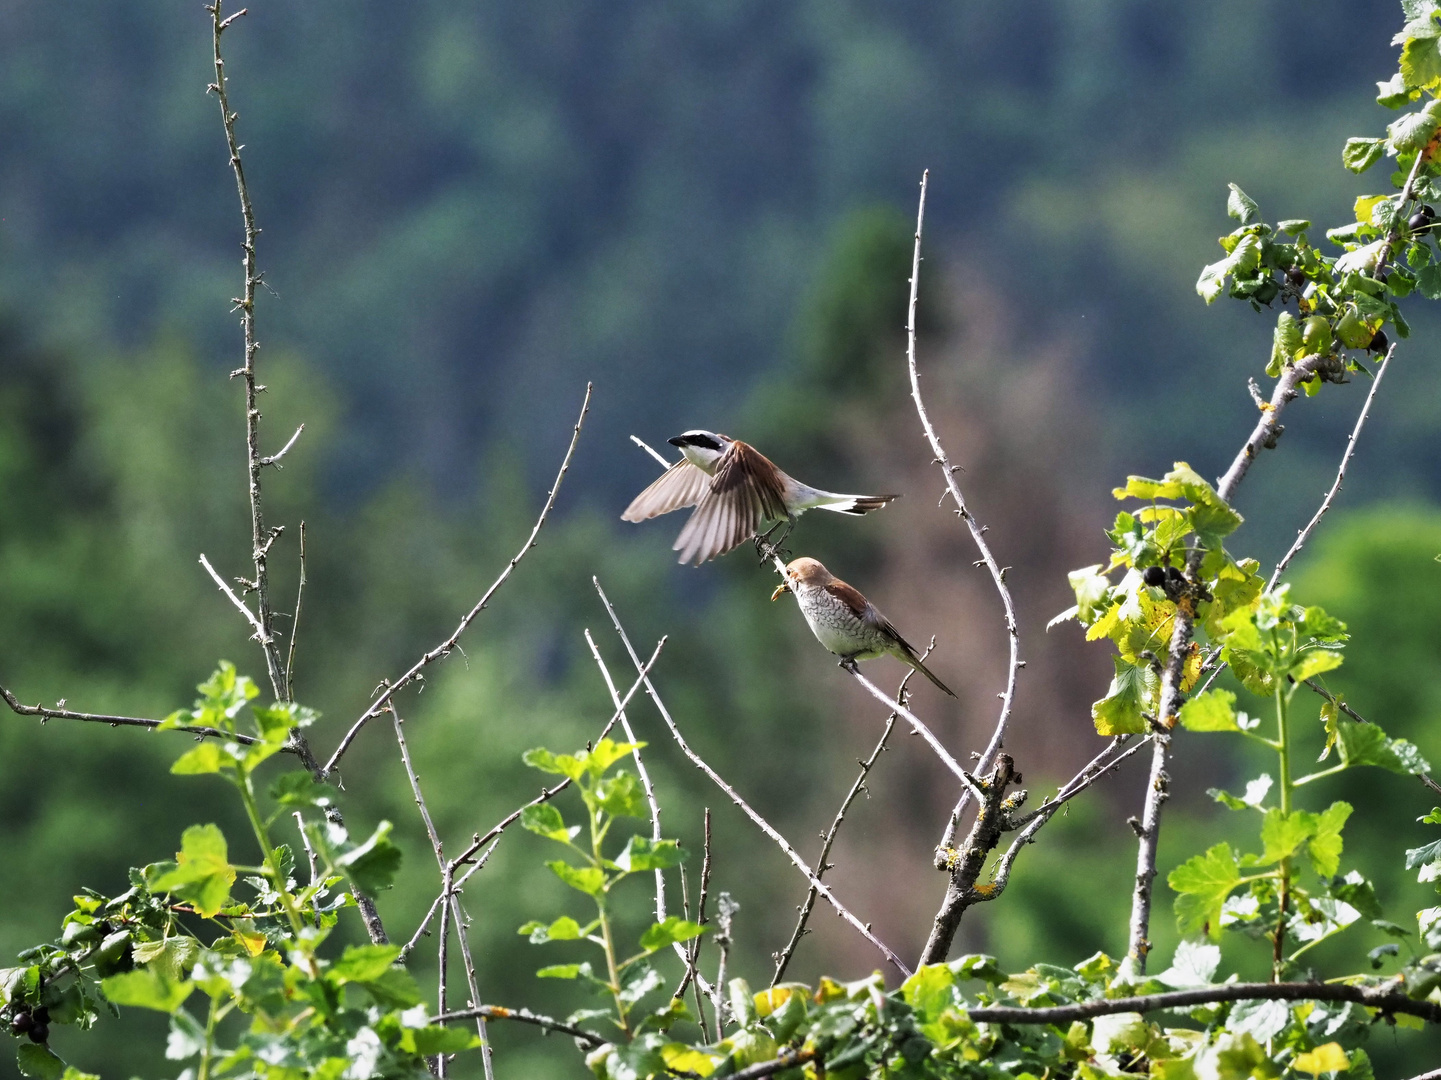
[673,440,790,564]
[621,461,711,522]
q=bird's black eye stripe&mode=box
[690,434,722,451]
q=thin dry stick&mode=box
[593,579,912,976]
[390,700,494,1079]
[448,894,495,1080]
[285,520,307,693]
[436,878,452,1077]
[1268,343,1394,587]
[0,684,266,745]
[842,662,974,790]
[397,641,669,959]
[904,170,1022,846]
[323,384,592,777]
[1127,348,1327,970]
[990,736,1152,891]
[675,808,713,1042]
[399,894,446,965]
[771,656,928,986]
[433,1004,605,1048]
[207,0,288,701]
[584,630,667,921]
[293,810,319,886]
[260,423,304,467]
[199,553,272,647]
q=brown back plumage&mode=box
[672,440,792,564]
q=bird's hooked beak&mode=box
[667,435,688,448]
[770,579,790,601]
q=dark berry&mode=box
[30,1008,48,1026]
[1422,204,1436,220]
[1166,566,1186,584]
[28,1022,48,1044]
[1369,329,1389,354]
[1286,267,1306,287]
[1142,566,1166,588]
[10,1011,32,1035]
[1409,212,1431,232]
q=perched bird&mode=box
[771,557,956,697]
[622,431,898,565]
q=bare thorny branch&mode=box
[322,382,593,779]
[770,652,930,985]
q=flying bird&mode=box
[623,431,898,565]
[771,556,955,697]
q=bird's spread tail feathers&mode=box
[806,491,900,516]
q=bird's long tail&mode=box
[907,654,957,698]
[801,490,900,516]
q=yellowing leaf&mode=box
[1294,1042,1350,1075]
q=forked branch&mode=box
[322,384,592,777]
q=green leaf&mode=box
[1418,263,1441,300]
[584,738,644,777]
[15,1045,65,1080]
[1406,838,1441,870]
[335,821,403,895]
[332,943,402,983]
[400,1026,482,1055]
[1258,808,1317,865]
[639,917,704,951]
[1378,71,1414,108]
[1169,843,1241,938]
[1066,564,1111,624]
[519,916,585,944]
[1403,35,1441,90]
[165,1008,206,1060]
[169,742,229,776]
[522,747,588,780]
[1337,722,1432,776]
[60,1068,101,1080]
[1277,219,1311,236]
[358,967,423,1009]
[1179,689,1238,733]
[1343,138,1387,174]
[537,964,583,979]
[1309,802,1353,878]
[268,770,330,808]
[149,825,235,918]
[1226,183,1260,225]
[901,964,959,1022]
[1091,657,1153,736]
[546,861,605,896]
[1270,311,1302,376]
[1290,649,1344,682]
[595,772,648,819]
[1389,99,1441,152]
[101,967,194,1013]
[615,836,687,873]
[520,804,578,843]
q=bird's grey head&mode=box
[668,430,731,470]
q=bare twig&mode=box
[727,1050,820,1080]
[713,892,738,1032]
[964,980,1441,1026]
[448,894,495,1080]
[841,661,970,787]
[293,810,319,886]
[0,683,266,746]
[322,384,592,778]
[436,875,452,1076]
[585,630,666,921]
[676,808,714,1041]
[199,553,272,647]
[1269,343,1395,587]
[630,434,674,470]
[447,638,666,882]
[259,423,305,467]
[285,521,307,694]
[772,657,927,985]
[398,893,446,965]
[207,0,288,700]
[1127,350,1327,970]
[594,580,912,976]
[433,1004,606,1048]
[903,170,1022,846]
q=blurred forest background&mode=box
[4,1,1441,1076]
